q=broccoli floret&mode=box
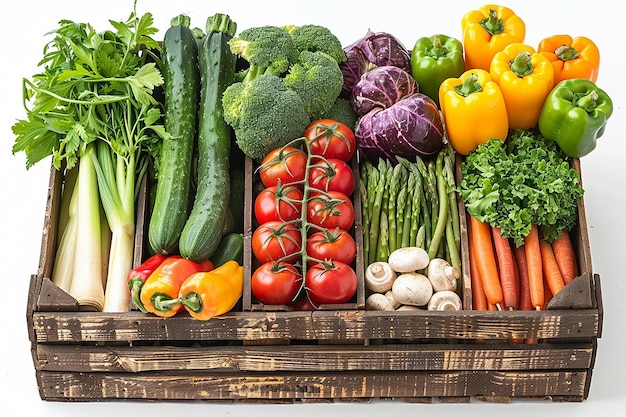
[321,97,358,131]
[283,24,347,63]
[283,50,344,121]
[228,25,297,82]
[223,74,310,160]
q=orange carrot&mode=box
[552,229,579,284]
[514,245,533,311]
[542,275,553,310]
[468,214,503,310]
[492,226,519,310]
[468,219,488,311]
[524,224,544,310]
[540,238,565,297]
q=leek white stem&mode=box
[51,177,79,293]
[69,144,104,311]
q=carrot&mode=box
[552,229,579,284]
[540,238,565,297]
[524,224,544,310]
[492,226,519,310]
[542,275,553,310]
[514,245,533,311]
[468,219,488,311]
[468,214,503,310]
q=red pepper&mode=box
[126,253,168,313]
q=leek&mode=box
[12,1,164,312]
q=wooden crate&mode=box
[26,157,602,403]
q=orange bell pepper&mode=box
[462,4,526,71]
[179,260,244,321]
[537,34,600,86]
[139,256,214,318]
[439,69,508,155]
[490,43,555,130]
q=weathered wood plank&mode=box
[34,343,595,373]
[35,370,589,402]
[31,308,601,343]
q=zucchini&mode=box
[179,14,238,262]
[210,233,244,267]
[148,14,200,255]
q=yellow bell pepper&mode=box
[490,43,554,130]
[439,69,509,155]
[462,4,526,71]
[179,260,244,320]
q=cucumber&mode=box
[148,14,200,255]
[210,233,244,267]
[179,14,238,262]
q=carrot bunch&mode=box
[468,214,578,312]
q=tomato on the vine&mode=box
[251,261,302,305]
[306,228,356,266]
[307,157,355,196]
[252,221,302,264]
[303,119,356,162]
[306,191,355,231]
[306,260,357,305]
[258,146,307,188]
[254,184,303,224]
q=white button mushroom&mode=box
[427,290,463,311]
[391,272,433,307]
[364,261,397,293]
[427,258,460,292]
[366,291,401,311]
[387,246,430,273]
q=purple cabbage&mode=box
[340,30,412,98]
[351,65,418,116]
[355,93,444,164]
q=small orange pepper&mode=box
[139,256,214,318]
[179,260,244,321]
[537,34,600,86]
[461,4,526,71]
[490,43,555,130]
[439,69,509,155]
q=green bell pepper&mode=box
[410,34,465,108]
[538,79,613,158]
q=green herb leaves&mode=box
[460,129,584,247]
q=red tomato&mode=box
[288,295,316,311]
[251,261,303,305]
[254,184,303,224]
[306,261,358,305]
[252,221,302,264]
[304,119,357,162]
[307,157,355,196]
[306,228,356,266]
[306,191,355,231]
[258,146,307,188]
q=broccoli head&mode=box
[321,97,358,131]
[228,26,297,82]
[283,24,347,63]
[222,74,310,160]
[283,50,344,121]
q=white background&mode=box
[1,0,624,415]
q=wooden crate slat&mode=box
[31,307,601,343]
[35,370,589,402]
[35,343,595,373]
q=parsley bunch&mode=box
[459,129,584,247]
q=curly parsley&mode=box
[459,129,584,247]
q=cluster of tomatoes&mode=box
[250,119,360,308]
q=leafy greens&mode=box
[459,129,584,247]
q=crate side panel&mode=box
[32,308,601,343]
[35,370,589,402]
[35,343,595,373]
